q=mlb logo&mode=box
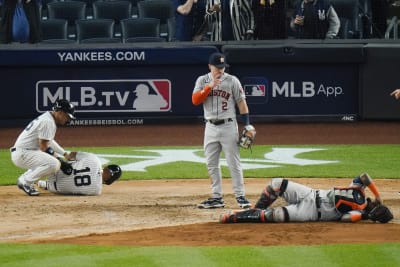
[244,85,265,96]
[133,80,171,111]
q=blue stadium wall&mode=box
[1,40,400,127]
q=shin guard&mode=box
[225,209,268,223]
[254,185,277,209]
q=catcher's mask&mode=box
[104,164,122,185]
[53,99,76,119]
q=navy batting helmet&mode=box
[53,99,76,119]
[104,164,122,185]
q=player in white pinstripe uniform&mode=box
[38,152,121,195]
[192,52,252,209]
[11,99,77,196]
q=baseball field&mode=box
[0,121,399,266]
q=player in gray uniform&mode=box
[11,99,77,196]
[220,172,388,223]
[38,152,122,195]
[192,52,252,209]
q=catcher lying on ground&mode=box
[220,172,393,224]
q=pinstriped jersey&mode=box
[47,152,103,195]
[13,112,57,149]
[193,72,246,120]
[205,0,255,41]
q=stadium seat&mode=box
[129,0,139,17]
[137,0,175,41]
[76,18,115,43]
[40,18,68,41]
[39,0,56,19]
[92,0,132,37]
[120,17,160,43]
[47,1,87,39]
[70,0,96,18]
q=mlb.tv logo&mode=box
[36,79,171,113]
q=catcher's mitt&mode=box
[239,124,256,149]
[368,204,393,223]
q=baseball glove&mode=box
[239,125,256,149]
[368,204,393,223]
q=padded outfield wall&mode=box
[0,40,399,127]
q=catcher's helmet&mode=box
[53,99,76,119]
[104,164,122,185]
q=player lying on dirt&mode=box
[37,152,121,196]
[220,173,393,224]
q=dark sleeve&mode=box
[23,0,41,43]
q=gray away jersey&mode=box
[47,152,103,195]
[193,72,246,120]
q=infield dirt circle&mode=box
[1,122,399,246]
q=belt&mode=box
[316,190,321,220]
[206,118,233,125]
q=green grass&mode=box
[2,144,400,185]
[0,243,399,267]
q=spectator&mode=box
[0,0,41,44]
[371,0,390,38]
[291,0,340,39]
[173,0,206,41]
[390,89,400,100]
[204,0,255,41]
[252,0,288,40]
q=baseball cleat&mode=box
[197,197,225,209]
[236,196,251,209]
[17,181,40,196]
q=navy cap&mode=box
[53,99,76,119]
[208,52,227,69]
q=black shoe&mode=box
[197,197,225,209]
[17,181,40,196]
[236,196,251,209]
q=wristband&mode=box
[241,113,250,125]
[45,147,55,155]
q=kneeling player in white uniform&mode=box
[38,152,122,196]
[11,99,77,196]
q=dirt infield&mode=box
[1,121,400,246]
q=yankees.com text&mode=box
[57,51,145,62]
